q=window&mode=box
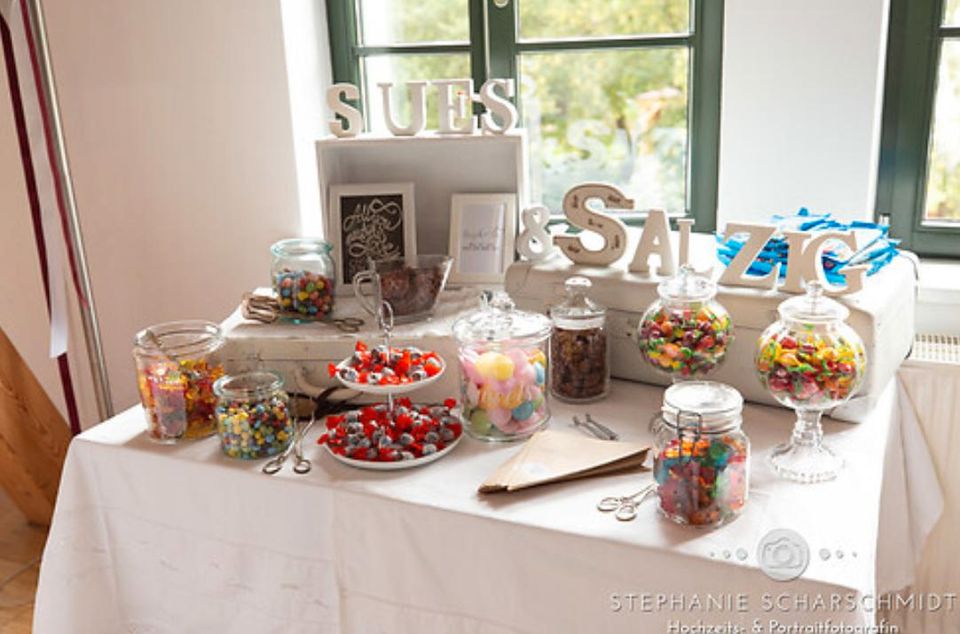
[326,0,723,230]
[878,0,960,257]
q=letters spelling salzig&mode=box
[547,183,866,296]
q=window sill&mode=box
[918,258,960,304]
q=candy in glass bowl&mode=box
[636,265,734,380]
[453,292,551,441]
[755,281,866,482]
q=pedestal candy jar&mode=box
[549,277,609,403]
[653,381,749,528]
[133,320,225,443]
[755,281,866,483]
[453,291,551,441]
[271,238,336,321]
[637,265,733,380]
[214,370,293,460]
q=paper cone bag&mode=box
[479,430,649,493]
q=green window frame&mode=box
[326,0,724,231]
[878,0,960,257]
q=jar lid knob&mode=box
[564,276,592,296]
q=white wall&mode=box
[0,0,896,425]
[717,0,890,227]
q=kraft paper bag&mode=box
[479,430,649,494]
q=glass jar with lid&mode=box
[214,370,294,460]
[452,291,552,441]
[549,276,609,402]
[637,265,733,379]
[133,320,225,443]
[652,381,749,528]
[756,281,866,482]
[271,238,336,321]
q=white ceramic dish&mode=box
[324,433,462,471]
[334,355,446,395]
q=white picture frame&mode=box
[326,182,417,293]
[448,193,517,284]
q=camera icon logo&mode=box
[757,528,810,581]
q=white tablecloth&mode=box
[34,378,941,633]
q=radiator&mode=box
[881,335,960,633]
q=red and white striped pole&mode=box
[2,0,113,430]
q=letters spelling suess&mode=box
[327,78,518,137]
[548,184,867,297]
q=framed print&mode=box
[327,183,416,292]
[448,193,517,284]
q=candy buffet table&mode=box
[34,378,940,633]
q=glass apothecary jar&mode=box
[214,370,293,460]
[549,277,609,402]
[452,291,552,442]
[133,320,225,443]
[271,238,335,321]
[756,282,866,483]
[652,381,749,528]
[637,265,733,380]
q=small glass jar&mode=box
[214,371,293,460]
[133,320,225,443]
[452,291,552,442]
[756,281,867,482]
[271,238,336,321]
[637,265,733,379]
[549,277,609,402]
[653,381,749,528]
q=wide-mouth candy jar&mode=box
[214,370,293,460]
[652,381,749,528]
[133,320,225,443]
[756,281,867,483]
[452,292,551,442]
[637,265,733,379]
[549,276,609,402]
[271,238,336,321]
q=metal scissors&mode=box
[597,483,656,521]
[262,413,316,475]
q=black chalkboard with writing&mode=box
[337,193,407,283]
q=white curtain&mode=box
[882,363,960,633]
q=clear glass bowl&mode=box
[637,266,733,379]
[453,292,551,442]
[755,282,867,483]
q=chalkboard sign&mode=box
[448,193,517,283]
[327,183,417,292]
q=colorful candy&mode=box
[458,346,549,440]
[328,340,443,386]
[755,331,866,407]
[319,398,462,462]
[273,269,335,320]
[654,434,749,527]
[136,358,224,442]
[637,305,733,377]
[216,390,292,460]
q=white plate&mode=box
[334,355,446,395]
[324,433,462,471]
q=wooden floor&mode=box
[0,489,47,633]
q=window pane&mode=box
[520,47,689,214]
[358,0,469,45]
[923,40,960,223]
[519,0,689,40]
[362,54,472,134]
[945,0,960,26]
